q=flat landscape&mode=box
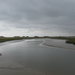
[0,0,75,75]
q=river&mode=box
[0,39,75,75]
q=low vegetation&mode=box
[0,36,49,43]
[0,36,75,45]
[66,39,75,45]
[0,37,32,43]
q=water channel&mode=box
[0,39,75,75]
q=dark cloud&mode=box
[0,0,75,36]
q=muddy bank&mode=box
[43,39,75,50]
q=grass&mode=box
[0,37,33,43]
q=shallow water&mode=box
[0,39,75,75]
[44,39,75,50]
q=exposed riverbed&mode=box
[43,39,75,50]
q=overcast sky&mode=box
[0,0,75,37]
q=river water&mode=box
[0,39,75,75]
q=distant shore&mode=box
[0,37,32,43]
[0,36,75,45]
[42,39,75,50]
[50,37,75,45]
[0,37,50,43]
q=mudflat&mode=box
[43,39,75,50]
[0,56,46,75]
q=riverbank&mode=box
[0,37,32,43]
[0,37,50,43]
[50,37,75,45]
[43,39,75,50]
[0,36,75,45]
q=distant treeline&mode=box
[0,36,50,43]
[0,36,75,45]
[0,37,34,43]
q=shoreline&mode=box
[0,38,75,50]
[42,39,75,50]
[0,39,26,47]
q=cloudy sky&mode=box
[0,0,75,37]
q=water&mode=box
[0,39,75,75]
[44,39,75,50]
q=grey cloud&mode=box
[0,0,75,36]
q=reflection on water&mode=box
[0,39,75,75]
